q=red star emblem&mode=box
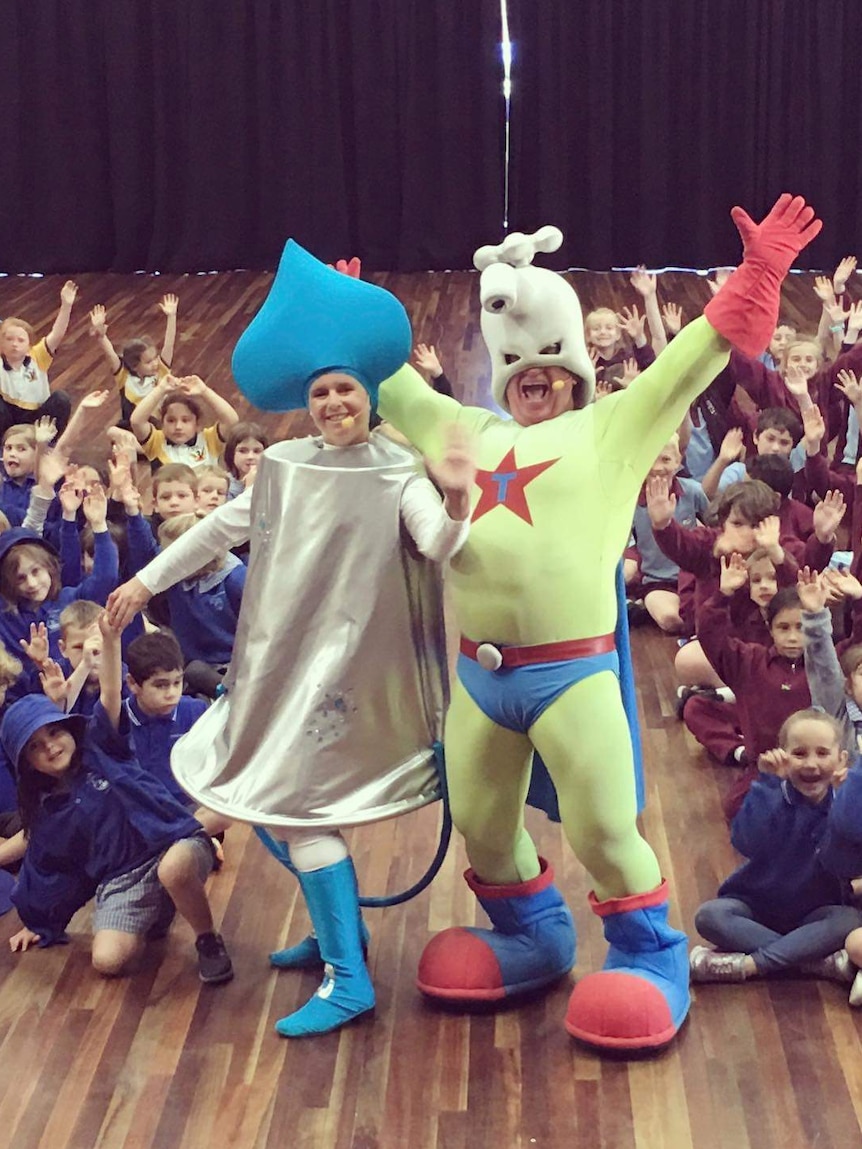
[471,447,560,525]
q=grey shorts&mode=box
[93,834,214,936]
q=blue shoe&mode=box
[417,858,575,1002]
[274,858,375,1038]
[566,880,690,1051]
[270,917,370,970]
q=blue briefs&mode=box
[456,648,620,734]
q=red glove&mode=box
[704,194,822,357]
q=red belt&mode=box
[459,633,616,669]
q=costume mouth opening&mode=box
[519,380,550,402]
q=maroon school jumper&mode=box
[693,591,811,821]
[594,343,656,387]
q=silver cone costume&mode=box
[160,436,450,828]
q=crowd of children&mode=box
[3,257,862,1022]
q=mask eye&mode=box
[503,353,520,366]
[540,342,562,355]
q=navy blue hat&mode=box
[0,527,59,569]
[0,695,87,776]
[231,240,412,413]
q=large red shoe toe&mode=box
[417,928,505,1001]
[565,971,677,1050]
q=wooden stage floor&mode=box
[0,270,860,1149]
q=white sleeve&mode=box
[399,475,470,563]
[137,489,253,594]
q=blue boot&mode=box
[417,858,575,1002]
[566,880,690,1050]
[270,916,370,970]
[275,858,375,1038]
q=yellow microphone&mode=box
[341,415,355,429]
[551,378,565,392]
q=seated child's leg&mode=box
[682,695,745,765]
[157,837,216,937]
[40,392,72,434]
[623,557,639,585]
[747,905,862,975]
[644,589,684,634]
[674,639,725,688]
[695,897,780,955]
[91,929,146,977]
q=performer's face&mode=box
[308,373,371,445]
[505,365,576,427]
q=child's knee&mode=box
[91,933,142,977]
[846,925,862,963]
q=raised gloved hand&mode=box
[705,194,822,357]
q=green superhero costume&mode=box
[378,196,822,1050]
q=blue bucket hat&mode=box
[231,240,412,413]
[0,695,88,777]
[0,527,59,570]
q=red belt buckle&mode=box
[460,633,616,670]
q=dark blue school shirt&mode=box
[126,695,207,808]
[12,702,202,944]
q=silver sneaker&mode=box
[800,949,855,985]
[689,945,749,983]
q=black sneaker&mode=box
[195,931,234,984]
[626,598,650,627]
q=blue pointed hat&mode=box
[231,241,412,412]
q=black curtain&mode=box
[507,0,862,270]
[0,0,504,273]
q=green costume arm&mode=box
[378,363,499,456]
[593,317,730,485]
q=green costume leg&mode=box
[445,677,541,885]
[530,671,689,1049]
[417,679,576,1002]
[528,670,660,900]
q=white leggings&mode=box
[284,828,349,872]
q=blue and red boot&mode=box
[417,858,575,1001]
[565,880,690,1051]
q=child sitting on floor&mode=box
[223,422,268,499]
[88,296,179,424]
[690,707,862,986]
[130,375,238,469]
[4,612,233,983]
[195,465,230,515]
[0,282,78,438]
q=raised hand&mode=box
[729,193,822,272]
[60,280,78,307]
[616,304,646,343]
[822,566,862,604]
[107,450,132,500]
[618,358,641,388]
[753,514,781,555]
[813,489,846,542]
[59,479,84,517]
[37,445,68,490]
[33,416,57,446]
[595,380,614,401]
[88,304,108,337]
[719,552,749,596]
[413,343,443,378]
[847,301,862,335]
[178,374,206,396]
[79,389,112,411]
[719,427,745,463]
[425,423,477,498]
[242,464,258,489]
[836,369,862,407]
[783,363,810,398]
[39,659,68,708]
[802,403,826,452]
[796,566,828,613]
[106,426,141,465]
[82,481,108,529]
[707,267,733,296]
[588,346,600,366]
[20,622,49,666]
[629,265,657,298]
[645,474,677,529]
[813,275,836,305]
[834,255,857,295]
[106,577,153,631]
[661,302,683,334]
[158,293,179,316]
[758,747,790,777]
